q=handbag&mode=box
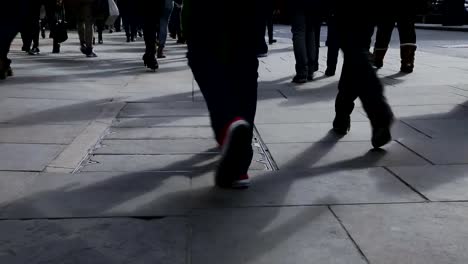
[105,0,120,26]
[54,5,68,43]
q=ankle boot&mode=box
[52,42,60,53]
[372,48,387,68]
[157,47,166,58]
[400,44,417,73]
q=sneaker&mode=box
[86,51,98,58]
[292,75,307,84]
[333,115,351,135]
[216,118,253,189]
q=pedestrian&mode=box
[372,0,418,73]
[266,0,277,45]
[183,0,260,188]
[21,0,42,55]
[116,0,138,42]
[169,0,185,44]
[140,0,163,71]
[157,0,173,58]
[333,0,394,148]
[290,0,322,83]
[0,0,30,80]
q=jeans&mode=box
[159,0,173,48]
[76,3,94,48]
[291,6,318,76]
[335,1,393,128]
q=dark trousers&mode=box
[375,13,416,49]
[118,0,138,38]
[1,0,30,60]
[186,1,259,144]
[291,5,319,76]
[266,0,275,42]
[326,15,340,71]
[168,3,182,39]
[335,5,393,128]
[141,0,161,55]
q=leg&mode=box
[141,0,160,70]
[312,18,321,72]
[373,15,395,68]
[158,0,172,58]
[186,0,258,188]
[397,8,417,73]
[291,8,308,81]
[325,15,340,76]
[305,15,318,78]
[335,3,394,147]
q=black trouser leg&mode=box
[326,16,340,71]
[313,20,321,72]
[375,17,395,49]
[336,15,393,128]
[396,13,416,45]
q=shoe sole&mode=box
[216,120,251,188]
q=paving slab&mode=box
[0,217,187,264]
[119,102,208,117]
[0,172,191,218]
[0,144,64,171]
[191,168,423,208]
[403,119,468,138]
[359,104,468,120]
[255,107,367,124]
[96,139,219,155]
[0,172,37,208]
[107,127,214,139]
[81,153,268,172]
[0,124,85,144]
[112,116,210,127]
[268,141,430,169]
[257,121,426,143]
[332,203,468,264]
[389,165,468,201]
[190,207,366,264]
[398,138,468,164]
[386,93,467,106]
[0,98,107,125]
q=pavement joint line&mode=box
[45,101,126,173]
[383,167,431,201]
[328,206,371,264]
[253,125,279,171]
[398,119,433,139]
[394,139,436,165]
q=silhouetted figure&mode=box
[334,0,394,148]
[372,0,418,73]
[184,0,261,188]
[290,0,322,83]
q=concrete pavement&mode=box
[1,28,468,263]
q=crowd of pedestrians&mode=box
[0,0,427,189]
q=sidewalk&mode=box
[415,23,468,32]
[1,31,468,263]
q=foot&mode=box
[400,64,414,74]
[80,45,87,55]
[170,33,176,39]
[325,68,336,76]
[176,39,186,44]
[216,118,252,189]
[98,39,103,44]
[307,74,314,81]
[143,53,159,71]
[85,47,97,58]
[373,60,383,69]
[292,75,307,84]
[371,119,394,149]
[28,47,40,55]
[41,29,46,39]
[333,115,351,135]
[52,43,60,54]
[157,48,166,59]
[126,36,131,43]
[21,46,30,52]
[268,39,277,45]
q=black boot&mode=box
[332,115,351,135]
[157,47,166,58]
[0,58,12,80]
[372,48,387,68]
[142,53,159,71]
[400,45,417,73]
[52,42,60,53]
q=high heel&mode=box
[142,53,159,71]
